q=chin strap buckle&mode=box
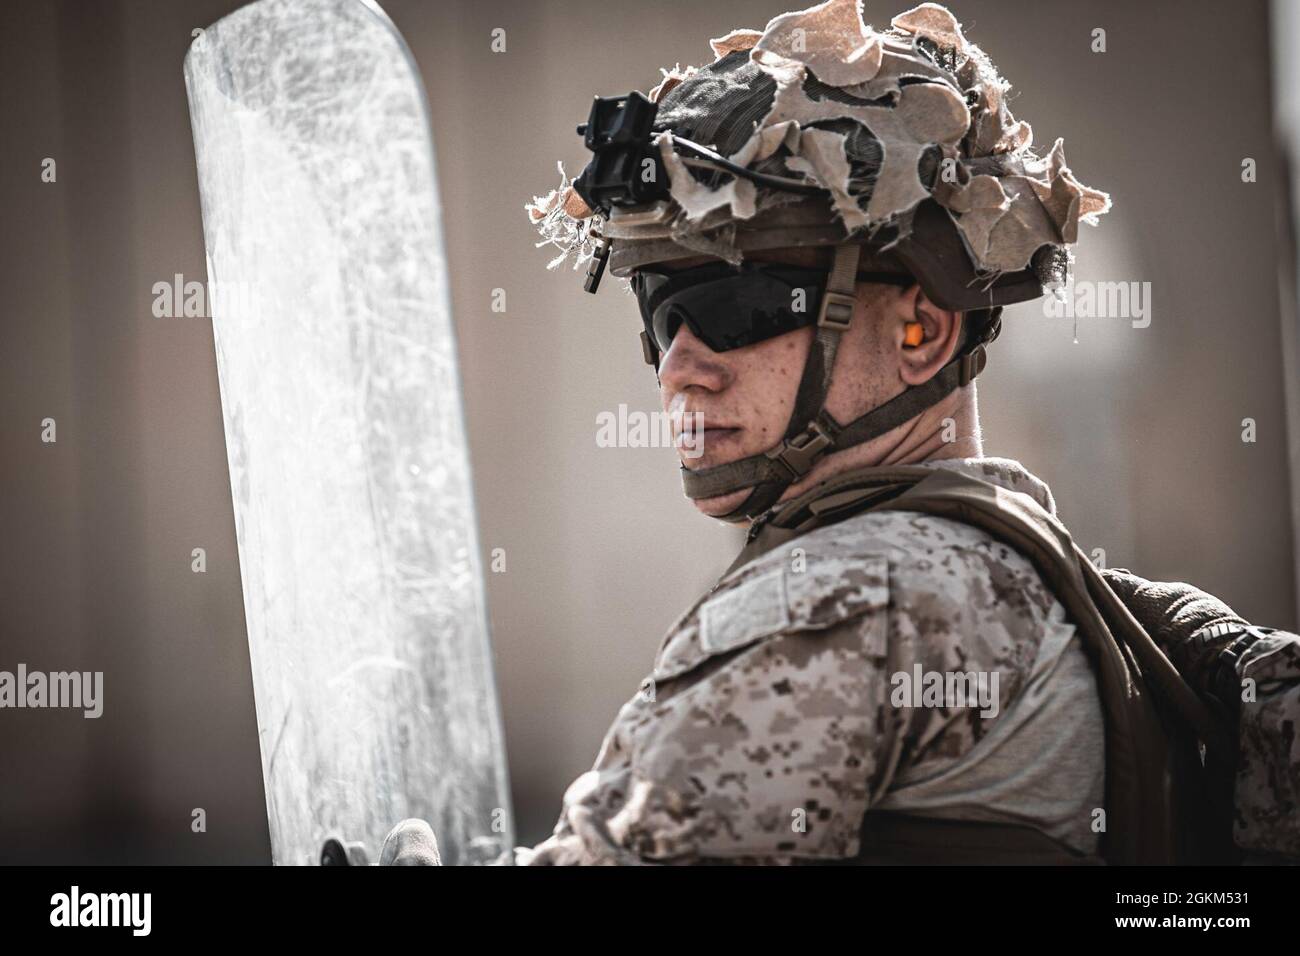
[767,418,835,482]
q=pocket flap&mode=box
[653,555,889,681]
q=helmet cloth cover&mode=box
[526,0,1111,297]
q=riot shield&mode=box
[184,0,512,865]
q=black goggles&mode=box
[631,261,914,355]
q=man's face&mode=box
[647,247,960,520]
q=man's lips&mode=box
[676,425,742,467]
[675,425,740,441]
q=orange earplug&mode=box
[903,321,924,347]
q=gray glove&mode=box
[379,819,442,866]
[1101,567,1250,709]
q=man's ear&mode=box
[897,285,963,387]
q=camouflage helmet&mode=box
[526,0,1111,520]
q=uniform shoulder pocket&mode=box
[656,554,890,680]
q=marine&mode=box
[383,0,1299,865]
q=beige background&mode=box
[0,0,1295,861]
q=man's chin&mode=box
[678,446,756,522]
[690,489,751,523]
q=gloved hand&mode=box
[379,818,442,865]
[1101,568,1247,645]
[1103,568,1300,858]
[1101,567,1249,701]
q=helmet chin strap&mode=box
[679,243,993,522]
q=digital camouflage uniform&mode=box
[518,458,1107,864]
[517,459,1300,865]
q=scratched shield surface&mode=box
[184,0,512,864]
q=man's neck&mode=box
[774,384,982,509]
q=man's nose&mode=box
[657,322,733,394]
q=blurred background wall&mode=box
[0,0,1295,862]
